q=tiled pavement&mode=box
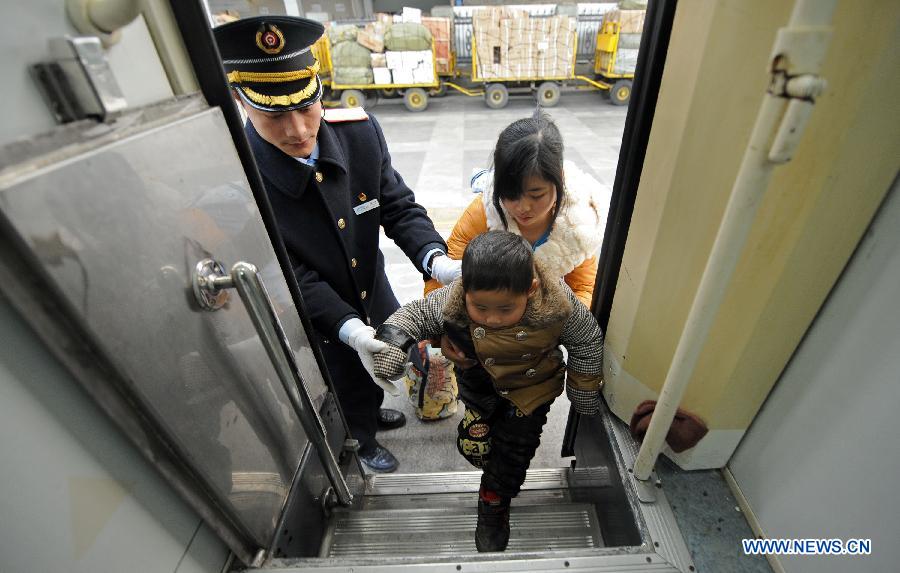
[374,89,626,234]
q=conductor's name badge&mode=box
[353,198,380,215]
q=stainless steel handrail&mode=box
[193,259,353,505]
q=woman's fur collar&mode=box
[442,259,573,328]
[481,160,610,280]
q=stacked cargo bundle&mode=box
[474,7,576,80]
[356,20,389,85]
[421,17,452,75]
[381,21,435,85]
[599,9,645,74]
[326,17,436,87]
[473,7,511,79]
[328,24,374,85]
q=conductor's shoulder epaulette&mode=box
[323,107,370,123]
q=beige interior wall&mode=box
[603,0,900,468]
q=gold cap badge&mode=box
[256,24,285,54]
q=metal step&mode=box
[365,466,611,496]
[359,488,571,511]
[320,503,605,557]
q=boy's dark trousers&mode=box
[456,378,553,498]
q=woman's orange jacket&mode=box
[424,197,598,307]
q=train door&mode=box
[0,1,697,571]
[0,95,360,566]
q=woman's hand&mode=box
[439,334,477,370]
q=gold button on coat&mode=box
[525,368,537,378]
[484,357,496,366]
[358,193,367,201]
[337,218,346,229]
[315,172,323,183]
[473,327,486,339]
[360,290,367,299]
[351,258,358,267]
[516,331,528,341]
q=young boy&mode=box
[372,230,604,552]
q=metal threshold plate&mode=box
[366,467,610,495]
[322,504,604,557]
[359,488,571,511]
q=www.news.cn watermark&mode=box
[743,538,872,556]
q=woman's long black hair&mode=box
[492,109,566,229]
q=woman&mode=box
[405,111,610,408]
[425,110,610,307]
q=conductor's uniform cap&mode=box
[214,16,325,112]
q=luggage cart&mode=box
[468,28,581,109]
[592,20,637,106]
[466,29,619,108]
[318,34,440,112]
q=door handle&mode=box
[192,258,352,505]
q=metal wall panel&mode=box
[0,105,331,553]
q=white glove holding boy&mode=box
[341,318,402,396]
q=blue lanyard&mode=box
[532,227,552,249]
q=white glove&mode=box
[342,318,402,396]
[430,254,462,285]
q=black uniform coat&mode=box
[247,113,445,448]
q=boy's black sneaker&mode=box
[475,487,510,552]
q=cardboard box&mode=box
[401,7,421,24]
[357,30,384,53]
[474,6,577,79]
[604,9,645,34]
[536,52,568,78]
[612,48,639,74]
[373,67,392,85]
[385,51,404,70]
[434,39,450,62]
[378,49,435,85]
[473,7,502,30]
[402,50,426,68]
[421,17,451,42]
[391,69,414,84]
[412,66,434,84]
